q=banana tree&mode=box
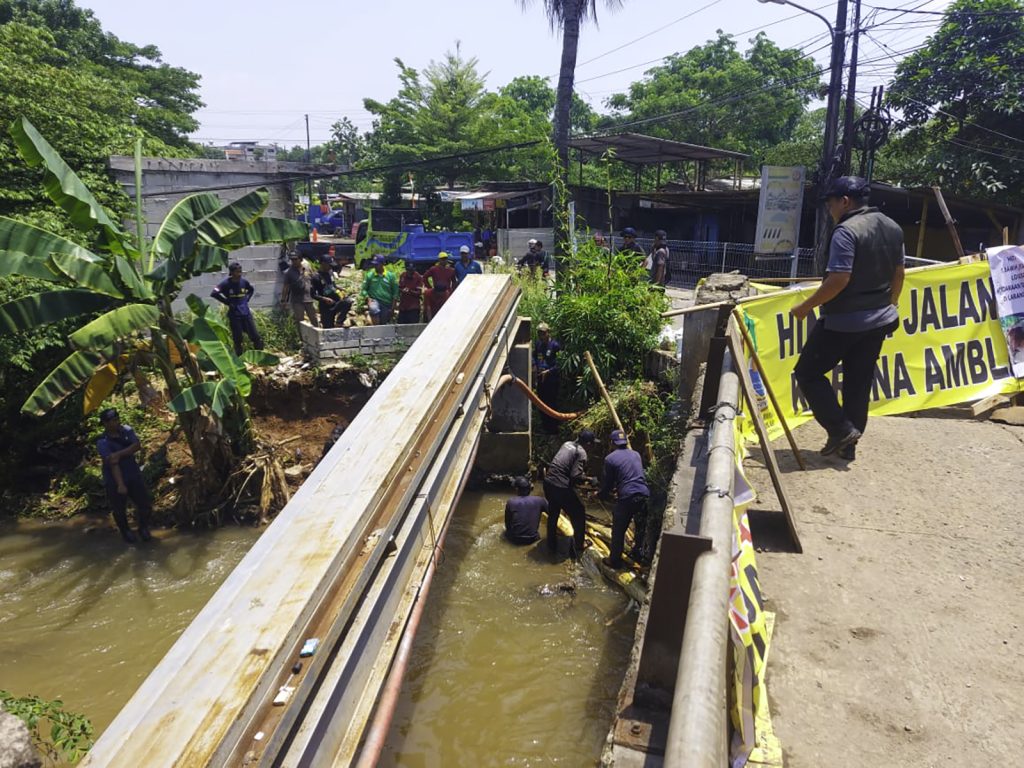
[0,117,307,504]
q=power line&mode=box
[575,0,725,68]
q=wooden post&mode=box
[932,186,966,260]
[584,350,630,450]
[915,197,929,261]
[730,311,806,471]
[1004,226,1010,246]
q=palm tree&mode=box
[520,0,622,247]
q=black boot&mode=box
[113,510,136,544]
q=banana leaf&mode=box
[195,189,269,244]
[0,217,101,282]
[149,193,221,262]
[114,255,154,300]
[21,349,105,416]
[51,252,124,298]
[241,350,280,367]
[191,315,250,396]
[69,303,159,351]
[185,294,209,318]
[191,244,230,276]
[168,378,237,418]
[221,217,308,247]
[146,229,197,289]
[9,118,125,253]
[0,289,113,334]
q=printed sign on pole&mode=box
[988,244,1024,378]
[754,166,805,255]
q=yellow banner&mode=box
[736,261,1023,441]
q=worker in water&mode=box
[453,244,483,288]
[504,476,548,545]
[424,251,456,321]
[397,259,425,324]
[598,429,651,569]
[311,256,352,328]
[533,322,562,435]
[96,408,152,544]
[361,255,399,325]
[210,261,263,356]
[543,429,597,559]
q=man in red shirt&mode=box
[424,251,456,321]
[397,259,425,324]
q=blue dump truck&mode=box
[353,209,473,269]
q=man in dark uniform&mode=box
[649,230,670,286]
[96,408,152,544]
[598,429,651,568]
[618,227,645,264]
[533,322,562,434]
[311,257,352,328]
[543,430,596,558]
[792,176,906,461]
[504,476,548,545]
[211,262,263,356]
[453,244,483,287]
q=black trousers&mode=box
[319,298,353,329]
[106,475,152,534]
[609,494,648,565]
[543,480,586,557]
[793,319,897,439]
[397,308,421,324]
[229,313,263,356]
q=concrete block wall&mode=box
[299,322,427,364]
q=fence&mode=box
[606,236,817,289]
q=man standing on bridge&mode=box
[543,430,597,559]
[791,176,906,461]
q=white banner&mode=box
[988,245,1024,378]
[754,165,805,255]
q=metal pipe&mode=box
[664,349,739,767]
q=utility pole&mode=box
[814,0,849,275]
[305,113,313,211]
[842,0,863,173]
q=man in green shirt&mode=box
[361,255,399,325]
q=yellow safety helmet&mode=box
[437,251,450,260]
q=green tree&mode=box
[884,0,1024,200]
[0,119,307,515]
[607,31,822,166]
[0,0,202,147]
[517,0,621,185]
[365,46,504,190]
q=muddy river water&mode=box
[0,492,635,765]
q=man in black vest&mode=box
[791,177,906,460]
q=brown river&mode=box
[0,492,636,765]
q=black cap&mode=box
[578,429,596,444]
[622,227,636,237]
[99,407,118,423]
[513,476,532,492]
[823,176,870,200]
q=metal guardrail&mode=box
[664,348,739,767]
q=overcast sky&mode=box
[80,0,950,147]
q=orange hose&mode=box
[494,374,580,421]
